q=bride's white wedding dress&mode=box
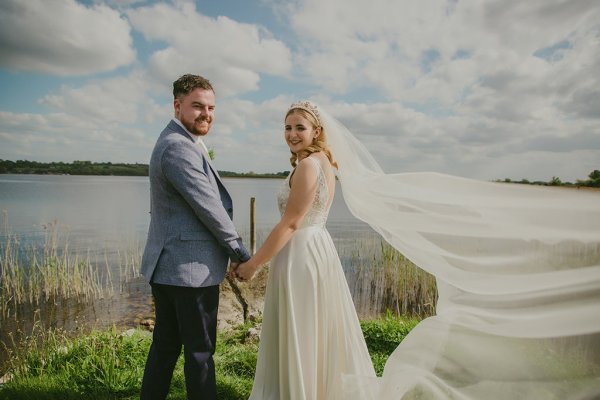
[248,103,600,400]
[248,156,376,400]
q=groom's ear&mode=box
[173,97,182,117]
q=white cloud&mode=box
[0,110,153,163]
[126,1,293,97]
[0,0,598,183]
[40,70,163,125]
[0,70,162,163]
[0,0,135,75]
[287,0,600,108]
[203,96,294,173]
[272,0,600,181]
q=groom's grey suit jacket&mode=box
[140,120,250,287]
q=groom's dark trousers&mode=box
[140,282,219,400]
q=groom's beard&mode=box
[183,116,211,136]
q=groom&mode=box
[140,74,250,400]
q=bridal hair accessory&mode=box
[288,101,321,127]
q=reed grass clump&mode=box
[343,238,438,319]
[0,218,141,319]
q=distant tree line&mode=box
[219,170,290,179]
[0,159,290,179]
[496,170,600,188]
[0,160,149,176]
[1,159,596,186]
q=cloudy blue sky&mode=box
[0,0,598,181]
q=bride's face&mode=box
[284,112,319,154]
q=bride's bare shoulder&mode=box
[290,156,319,184]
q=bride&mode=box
[234,101,376,399]
[234,101,600,399]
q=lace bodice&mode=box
[277,157,331,229]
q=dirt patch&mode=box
[134,266,269,333]
[218,266,269,331]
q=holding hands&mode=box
[230,260,261,282]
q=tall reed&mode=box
[0,217,140,319]
[342,237,438,319]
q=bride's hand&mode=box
[235,261,258,282]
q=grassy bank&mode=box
[0,314,419,400]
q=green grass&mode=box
[0,315,417,399]
[360,311,420,375]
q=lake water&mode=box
[0,174,374,248]
[0,174,385,367]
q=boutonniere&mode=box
[209,149,215,160]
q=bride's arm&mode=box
[235,158,318,279]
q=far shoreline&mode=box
[0,160,290,179]
[0,172,287,179]
[1,160,598,188]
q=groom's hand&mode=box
[235,261,259,282]
[228,262,240,279]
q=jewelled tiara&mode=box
[288,101,321,126]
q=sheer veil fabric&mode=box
[317,108,600,399]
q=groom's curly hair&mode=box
[173,74,214,99]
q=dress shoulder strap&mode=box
[305,156,330,196]
[305,155,324,177]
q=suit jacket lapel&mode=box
[205,155,226,189]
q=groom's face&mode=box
[174,88,215,136]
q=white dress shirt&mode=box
[172,118,210,157]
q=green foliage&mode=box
[218,170,290,179]
[0,159,290,179]
[360,311,420,375]
[494,169,600,188]
[361,312,418,354]
[1,316,418,399]
[0,327,258,400]
[584,169,600,187]
[549,176,562,186]
[215,327,259,380]
[350,240,437,318]
[214,340,256,399]
[1,328,151,399]
[0,159,148,176]
[0,220,140,318]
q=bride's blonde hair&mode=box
[285,102,338,169]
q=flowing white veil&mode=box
[317,107,600,399]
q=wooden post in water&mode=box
[250,197,256,255]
